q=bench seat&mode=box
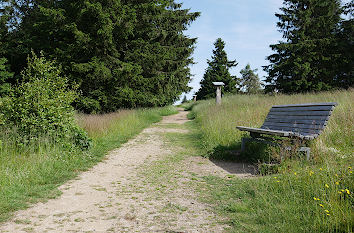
[236,126,317,140]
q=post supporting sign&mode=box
[193,95,197,102]
[212,82,225,105]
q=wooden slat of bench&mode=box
[267,111,333,116]
[266,115,330,121]
[270,106,334,112]
[272,102,337,108]
[261,126,322,134]
[264,118,327,125]
[236,126,317,139]
[262,122,326,130]
[236,126,294,137]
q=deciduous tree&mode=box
[239,64,262,94]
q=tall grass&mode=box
[190,89,353,232]
[0,106,177,222]
[192,89,353,160]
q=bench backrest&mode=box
[261,102,337,137]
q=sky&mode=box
[177,0,284,102]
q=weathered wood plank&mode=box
[272,102,337,108]
[262,122,326,130]
[261,126,322,134]
[236,126,293,137]
[269,106,334,112]
[265,115,330,121]
[267,111,332,116]
[236,126,318,139]
[264,118,327,125]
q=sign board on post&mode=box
[193,95,197,102]
[212,82,225,105]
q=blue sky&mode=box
[178,0,284,101]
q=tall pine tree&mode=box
[334,1,354,88]
[264,0,345,93]
[196,38,238,100]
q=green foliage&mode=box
[239,64,262,94]
[188,90,353,232]
[201,161,353,232]
[264,0,352,93]
[0,57,13,96]
[196,38,239,100]
[1,0,200,112]
[0,53,91,149]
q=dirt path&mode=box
[0,109,254,233]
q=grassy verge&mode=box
[186,90,353,232]
[0,106,177,222]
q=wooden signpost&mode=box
[212,82,225,105]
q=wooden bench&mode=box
[236,102,338,159]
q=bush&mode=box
[0,53,91,149]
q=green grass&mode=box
[186,90,353,232]
[191,89,353,161]
[0,106,177,222]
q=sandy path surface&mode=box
[0,109,254,233]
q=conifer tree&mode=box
[0,57,13,96]
[239,64,262,94]
[196,38,238,100]
[0,0,200,112]
[334,1,354,88]
[264,0,344,93]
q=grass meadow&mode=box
[0,106,177,222]
[187,89,353,232]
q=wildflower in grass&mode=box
[319,204,324,208]
[309,171,314,176]
[335,174,339,177]
[313,197,320,201]
[325,184,329,188]
[273,177,277,179]
[326,214,330,216]
[294,172,297,175]
[319,168,323,171]
[325,210,329,213]
[338,191,342,194]
[345,189,350,195]
[276,181,280,183]
[335,181,340,185]
[349,166,352,170]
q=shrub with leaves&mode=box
[0,53,91,149]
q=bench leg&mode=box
[241,137,248,152]
[299,147,311,160]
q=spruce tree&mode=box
[334,1,354,88]
[264,0,343,93]
[0,57,13,96]
[239,64,262,94]
[0,0,200,112]
[196,38,238,100]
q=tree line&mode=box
[0,0,199,113]
[197,0,353,100]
